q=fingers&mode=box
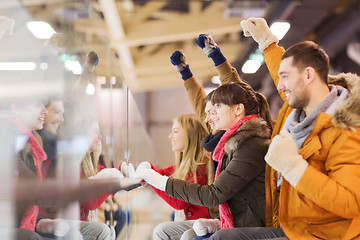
[170,50,185,66]
[121,162,136,178]
[195,34,207,48]
[85,51,99,67]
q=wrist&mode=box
[208,47,226,66]
[179,65,193,80]
[282,156,308,187]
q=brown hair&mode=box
[210,82,273,131]
[282,41,329,84]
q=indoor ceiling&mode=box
[4,0,360,93]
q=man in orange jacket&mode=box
[209,18,360,240]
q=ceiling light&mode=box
[26,21,56,39]
[86,83,95,95]
[0,62,36,70]
[64,60,82,75]
[270,21,291,40]
[241,60,261,74]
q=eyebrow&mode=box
[278,71,288,76]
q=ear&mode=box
[304,67,316,85]
[235,103,244,116]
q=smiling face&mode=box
[168,120,186,152]
[89,121,102,153]
[211,103,241,131]
[43,100,64,135]
[277,57,310,109]
[13,102,48,131]
[205,101,216,130]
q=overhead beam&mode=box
[98,0,137,91]
[113,15,243,47]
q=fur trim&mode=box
[225,118,271,153]
[329,73,360,130]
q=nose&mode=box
[205,114,211,123]
[277,79,284,91]
[60,114,64,123]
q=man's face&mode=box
[277,57,310,109]
[43,101,64,135]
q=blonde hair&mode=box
[170,114,212,183]
[76,116,102,178]
[81,147,101,178]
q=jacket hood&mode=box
[225,118,272,153]
[328,73,360,130]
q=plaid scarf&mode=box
[6,116,47,231]
[212,114,258,229]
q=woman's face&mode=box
[168,120,186,152]
[89,121,102,153]
[14,102,48,131]
[211,103,242,131]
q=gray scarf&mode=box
[283,85,349,150]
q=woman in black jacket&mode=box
[136,82,273,239]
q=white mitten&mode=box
[120,162,136,178]
[135,167,168,191]
[0,16,15,40]
[265,130,308,187]
[36,219,70,237]
[136,161,152,172]
[193,218,221,236]
[89,168,124,180]
[240,17,279,52]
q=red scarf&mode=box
[5,116,47,231]
[212,114,258,229]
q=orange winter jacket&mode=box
[264,43,360,239]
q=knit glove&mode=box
[120,162,136,178]
[0,16,15,40]
[36,219,70,237]
[81,51,99,79]
[89,168,124,180]
[196,34,218,56]
[196,34,226,66]
[170,50,193,80]
[265,130,308,187]
[193,218,221,236]
[135,164,168,191]
[240,18,279,52]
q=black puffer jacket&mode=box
[166,117,271,227]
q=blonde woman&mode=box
[135,114,213,240]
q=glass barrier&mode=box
[0,1,158,239]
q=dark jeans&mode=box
[209,227,288,240]
[105,209,132,237]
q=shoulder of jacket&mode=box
[330,73,360,130]
[225,118,271,153]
